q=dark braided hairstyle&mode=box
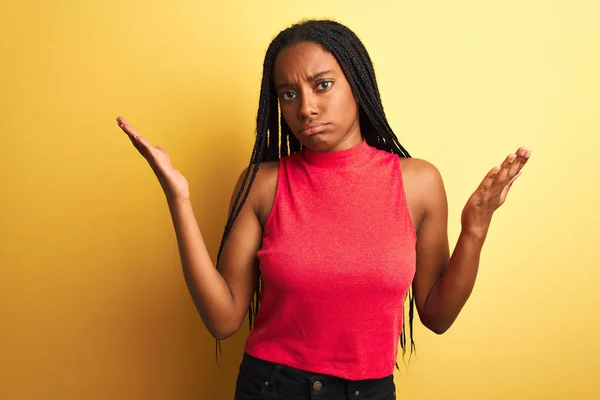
[215,19,416,368]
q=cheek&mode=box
[280,105,295,126]
[335,92,358,124]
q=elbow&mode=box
[429,324,450,335]
[207,319,243,341]
[209,327,236,341]
[212,331,233,341]
[196,302,243,341]
[421,315,453,335]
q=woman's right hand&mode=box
[117,116,190,203]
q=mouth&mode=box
[299,122,328,136]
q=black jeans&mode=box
[234,353,396,400]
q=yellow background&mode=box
[1,0,599,399]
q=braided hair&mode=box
[215,19,416,367]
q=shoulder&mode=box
[399,157,447,222]
[399,157,444,191]
[235,161,278,195]
[255,161,279,192]
[231,161,278,214]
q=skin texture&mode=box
[272,42,363,153]
[116,41,530,339]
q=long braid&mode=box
[215,19,416,367]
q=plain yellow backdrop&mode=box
[1,0,599,399]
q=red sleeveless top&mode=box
[244,139,416,380]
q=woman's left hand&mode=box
[461,146,531,239]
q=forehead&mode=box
[273,41,341,83]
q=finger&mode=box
[134,134,154,152]
[507,170,522,186]
[499,170,522,204]
[519,147,531,168]
[514,147,531,166]
[500,152,517,169]
[516,146,532,157]
[506,147,531,180]
[506,153,522,179]
[480,166,500,192]
[514,146,531,164]
[128,135,142,152]
[116,116,132,133]
[494,153,516,185]
[119,121,141,139]
[128,135,155,162]
[496,147,529,185]
[155,145,171,162]
[116,117,144,141]
[118,121,154,155]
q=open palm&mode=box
[117,117,189,202]
[462,146,531,237]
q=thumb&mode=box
[507,170,522,186]
[500,171,522,202]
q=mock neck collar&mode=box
[300,138,375,168]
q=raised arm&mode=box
[117,117,263,340]
[411,147,531,334]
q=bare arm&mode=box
[117,117,263,340]
[169,171,262,340]
[168,198,237,339]
[412,147,531,334]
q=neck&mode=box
[301,138,375,168]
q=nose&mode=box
[298,91,319,119]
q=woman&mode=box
[117,19,530,400]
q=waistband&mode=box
[238,352,395,399]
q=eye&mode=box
[317,81,333,91]
[281,92,296,101]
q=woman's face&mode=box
[273,41,363,152]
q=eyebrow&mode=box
[275,69,335,90]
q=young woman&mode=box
[117,19,530,400]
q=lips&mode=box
[299,122,328,136]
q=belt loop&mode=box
[264,364,282,393]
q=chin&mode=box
[301,134,333,151]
